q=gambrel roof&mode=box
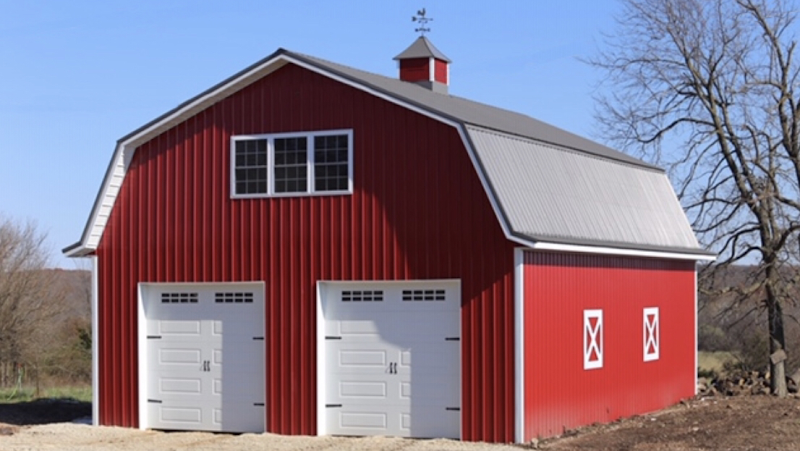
[64,48,713,259]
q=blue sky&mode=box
[0,1,622,268]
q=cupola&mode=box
[394,36,451,94]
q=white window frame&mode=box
[583,309,603,370]
[643,307,660,362]
[230,129,353,198]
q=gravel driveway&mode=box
[1,423,525,451]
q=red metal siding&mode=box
[522,251,696,439]
[399,58,430,82]
[434,59,448,84]
[96,63,516,442]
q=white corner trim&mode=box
[90,255,99,426]
[137,284,148,430]
[428,57,435,82]
[514,248,525,443]
[316,281,327,436]
[528,241,716,261]
[694,267,698,395]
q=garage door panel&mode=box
[402,409,460,439]
[323,281,460,439]
[159,377,202,394]
[398,381,460,405]
[338,348,387,367]
[143,283,265,433]
[159,406,203,424]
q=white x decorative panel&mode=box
[643,307,659,362]
[583,309,603,370]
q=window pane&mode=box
[233,138,268,194]
[313,134,349,192]
[274,137,308,193]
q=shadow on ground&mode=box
[0,399,91,425]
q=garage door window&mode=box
[402,289,446,301]
[214,292,254,303]
[342,290,384,302]
[161,293,199,303]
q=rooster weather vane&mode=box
[412,8,433,35]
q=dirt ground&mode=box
[2,395,800,450]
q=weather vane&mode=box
[412,8,433,35]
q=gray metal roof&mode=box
[393,36,452,62]
[466,126,704,254]
[288,50,658,170]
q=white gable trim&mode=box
[66,53,477,256]
[64,50,710,260]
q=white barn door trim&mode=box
[137,282,266,433]
[583,309,603,370]
[643,307,660,362]
[316,279,461,439]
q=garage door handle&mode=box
[201,360,211,372]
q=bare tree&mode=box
[0,216,64,389]
[589,0,800,396]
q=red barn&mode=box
[65,37,714,442]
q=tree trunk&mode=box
[767,289,788,397]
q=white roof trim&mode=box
[65,49,710,260]
[527,241,716,261]
[64,52,494,256]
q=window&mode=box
[231,130,352,197]
[583,309,603,370]
[643,307,660,361]
[215,292,255,304]
[341,290,384,302]
[161,292,198,304]
[402,289,446,301]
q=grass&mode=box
[698,351,737,377]
[0,384,91,403]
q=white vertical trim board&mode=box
[137,284,148,430]
[91,256,99,426]
[428,57,435,81]
[643,307,660,362]
[316,281,327,436]
[583,309,603,370]
[694,268,698,394]
[513,248,525,443]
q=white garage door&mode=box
[141,283,265,433]
[320,281,460,439]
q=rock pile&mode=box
[697,369,800,397]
